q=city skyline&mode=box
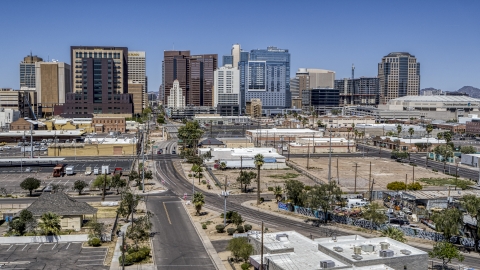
[0,1,479,92]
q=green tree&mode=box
[20,177,41,196]
[117,191,141,227]
[193,192,205,215]
[227,237,253,262]
[273,186,283,202]
[317,120,324,128]
[301,117,308,128]
[362,202,387,230]
[219,162,227,171]
[236,171,257,193]
[285,180,305,206]
[432,208,463,239]
[461,194,480,251]
[178,121,204,157]
[231,212,244,226]
[396,124,402,138]
[380,227,406,243]
[254,154,264,205]
[460,145,476,154]
[73,180,88,195]
[127,211,153,249]
[386,181,406,191]
[86,219,106,240]
[307,182,342,223]
[428,241,464,269]
[434,145,454,172]
[129,170,139,182]
[191,164,203,184]
[9,209,36,235]
[38,212,61,236]
[111,175,127,194]
[406,182,423,191]
[92,175,112,190]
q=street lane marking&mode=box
[163,202,172,225]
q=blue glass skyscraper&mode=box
[240,46,290,115]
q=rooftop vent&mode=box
[353,246,362,255]
[361,244,375,252]
[380,242,390,250]
[275,233,289,241]
[333,246,343,252]
[320,260,335,268]
[400,249,412,255]
[379,249,394,258]
[352,254,363,260]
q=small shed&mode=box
[198,138,225,148]
[25,192,97,231]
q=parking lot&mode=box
[0,242,108,269]
[0,146,47,158]
[0,159,133,194]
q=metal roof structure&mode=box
[391,95,480,103]
[25,192,97,216]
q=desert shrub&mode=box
[119,255,133,266]
[241,263,250,270]
[237,225,244,233]
[267,187,273,191]
[202,223,207,229]
[215,224,225,233]
[227,228,236,235]
[88,237,102,247]
[244,224,252,231]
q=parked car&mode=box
[40,147,47,151]
[25,167,31,172]
[4,146,11,150]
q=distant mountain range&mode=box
[451,86,480,98]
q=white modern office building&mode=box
[167,80,185,109]
[213,65,240,107]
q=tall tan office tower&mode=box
[35,62,71,117]
[162,51,190,105]
[378,52,420,104]
[128,51,146,112]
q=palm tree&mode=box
[273,186,283,202]
[408,127,414,144]
[254,154,265,205]
[396,125,403,150]
[192,192,205,216]
[354,129,359,151]
[381,227,407,243]
[317,120,323,128]
[301,117,308,128]
[191,164,203,184]
[219,162,227,171]
[426,124,433,167]
[39,212,61,236]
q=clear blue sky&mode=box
[1,0,479,92]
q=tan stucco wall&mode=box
[48,143,137,157]
[35,215,82,231]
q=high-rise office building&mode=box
[214,65,240,107]
[35,62,71,117]
[222,55,233,66]
[290,68,335,99]
[189,54,217,106]
[167,80,185,109]
[335,77,379,106]
[62,46,132,115]
[378,52,420,104]
[302,88,340,109]
[162,51,190,105]
[127,81,144,115]
[20,54,43,89]
[231,44,241,68]
[128,51,146,110]
[240,46,290,114]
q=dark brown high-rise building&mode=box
[162,51,190,105]
[162,51,217,107]
[189,54,217,106]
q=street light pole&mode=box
[328,127,332,183]
[222,176,229,227]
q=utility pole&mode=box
[312,133,315,154]
[287,137,291,161]
[222,176,229,226]
[368,162,372,200]
[307,136,311,169]
[336,158,339,184]
[328,129,332,183]
[30,123,33,159]
[405,174,407,191]
[369,178,375,203]
[142,131,145,193]
[121,232,125,270]
[260,221,264,270]
[413,166,415,184]
[353,163,359,193]
[102,172,107,201]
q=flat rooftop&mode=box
[247,128,322,135]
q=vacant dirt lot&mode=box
[211,168,316,194]
[289,157,453,192]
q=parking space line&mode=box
[66,243,71,249]
[52,243,57,250]
[36,244,42,250]
[6,245,14,251]
[21,244,27,251]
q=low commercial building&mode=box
[246,128,323,147]
[0,130,85,143]
[198,147,286,169]
[460,153,480,167]
[288,137,355,153]
[317,115,375,128]
[466,119,480,135]
[193,114,251,125]
[372,136,445,152]
[48,136,137,157]
[25,192,97,231]
[434,123,466,134]
[0,108,20,130]
[246,98,262,118]
[92,116,126,133]
[248,231,425,270]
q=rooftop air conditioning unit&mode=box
[275,233,288,241]
[361,244,375,252]
[379,249,394,258]
[353,246,362,255]
[380,242,390,250]
[320,260,335,268]
[400,249,411,255]
[333,247,343,252]
[351,254,363,260]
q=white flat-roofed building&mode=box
[214,65,240,107]
[198,147,286,169]
[248,231,404,270]
[290,137,355,153]
[246,128,323,147]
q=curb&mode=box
[181,201,227,270]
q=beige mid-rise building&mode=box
[291,68,335,107]
[128,51,146,110]
[35,62,71,116]
[246,98,262,118]
[128,81,144,115]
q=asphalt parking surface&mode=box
[0,242,108,269]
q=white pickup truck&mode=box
[85,166,92,176]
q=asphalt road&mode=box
[152,152,480,269]
[146,192,214,270]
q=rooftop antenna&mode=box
[173,42,175,50]
[352,64,355,102]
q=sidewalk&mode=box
[110,223,130,270]
[240,200,480,259]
